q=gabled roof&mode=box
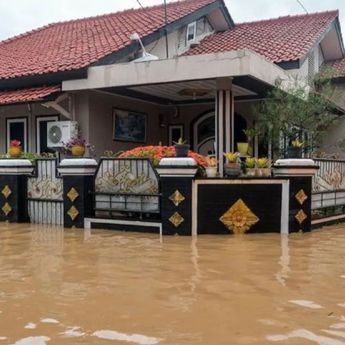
[0,0,223,81]
[328,57,345,78]
[0,85,60,105]
[184,10,339,63]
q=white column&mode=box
[215,82,234,177]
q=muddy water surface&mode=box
[1,223,345,344]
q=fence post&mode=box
[58,158,98,228]
[157,158,198,236]
[0,159,34,223]
[273,159,319,233]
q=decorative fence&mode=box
[94,158,160,219]
[312,159,345,212]
[27,159,64,225]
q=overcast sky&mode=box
[0,0,343,41]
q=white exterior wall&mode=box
[146,30,180,59]
[320,84,345,158]
[87,91,169,158]
[130,16,214,60]
[287,45,321,81]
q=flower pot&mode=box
[259,168,272,177]
[175,144,190,158]
[287,146,302,158]
[224,162,241,177]
[8,146,22,158]
[237,142,249,155]
[71,145,86,157]
[246,168,257,177]
[206,166,217,178]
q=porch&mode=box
[61,49,289,169]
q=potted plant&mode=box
[256,157,272,177]
[8,140,22,158]
[63,136,93,157]
[245,157,257,176]
[174,138,190,158]
[224,152,241,177]
[237,127,258,156]
[287,139,303,158]
[204,157,218,178]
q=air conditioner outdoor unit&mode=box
[47,121,78,148]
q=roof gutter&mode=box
[0,68,87,92]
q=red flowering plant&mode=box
[10,140,21,147]
[118,145,208,171]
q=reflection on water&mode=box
[1,224,345,344]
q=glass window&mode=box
[6,118,28,151]
[186,22,196,43]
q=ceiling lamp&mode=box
[178,88,211,100]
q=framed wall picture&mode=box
[6,117,28,152]
[113,108,147,143]
[168,124,184,146]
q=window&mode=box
[186,22,197,43]
[168,125,184,146]
[6,117,28,152]
[36,115,59,154]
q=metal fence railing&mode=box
[27,159,63,225]
[94,158,160,219]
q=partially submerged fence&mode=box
[94,158,160,219]
[0,156,322,234]
[27,159,64,225]
[312,159,345,218]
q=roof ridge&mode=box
[0,0,216,47]
[235,9,339,26]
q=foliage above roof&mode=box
[184,10,339,63]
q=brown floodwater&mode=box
[1,224,345,345]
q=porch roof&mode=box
[0,85,61,105]
[62,49,289,101]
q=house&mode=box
[0,0,344,168]
[318,57,345,155]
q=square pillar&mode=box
[157,158,198,236]
[0,160,34,223]
[216,78,234,177]
[273,159,319,233]
[58,159,98,228]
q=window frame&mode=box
[6,117,28,152]
[35,115,59,154]
[186,22,197,44]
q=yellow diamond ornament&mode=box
[67,206,79,221]
[169,212,184,228]
[1,185,12,199]
[67,187,79,202]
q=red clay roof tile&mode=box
[0,85,60,105]
[328,57,345,77]
[0,0,216,80]
[184,11,339,63]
